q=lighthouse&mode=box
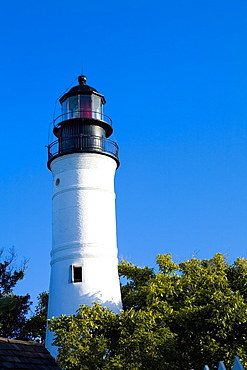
[45,76,122,356]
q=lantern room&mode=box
[53,75,113,138]
[60,75,105,122]
[47,75,119,170]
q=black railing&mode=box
[47,134,119,163]
[53,110,112,127]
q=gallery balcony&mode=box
[47,134,119,169]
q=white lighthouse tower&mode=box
[45,76,122,356]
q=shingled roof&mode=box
[0,337,62,370]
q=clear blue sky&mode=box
[0,0,247,308]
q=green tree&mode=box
[50,303,119,370]
[24,291,49,343]
[50,303,176,370]
[0,248,32,339]
[50,254,247,370]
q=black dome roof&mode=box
[59,76,106,104]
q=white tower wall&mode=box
[46,152,122,356]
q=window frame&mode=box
[70,265,83,283]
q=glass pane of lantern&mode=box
[62,101,67,120]
[68,96,79,119]
[79,96,92,118]
[92,96,102,120]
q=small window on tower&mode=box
[71,265,82,283]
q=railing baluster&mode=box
[48,134,119,163]
[53,110,112,127]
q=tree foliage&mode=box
[0,249,48,343]
[24,291,48,343]
[50,254,247,370]
[0,248,31,339]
